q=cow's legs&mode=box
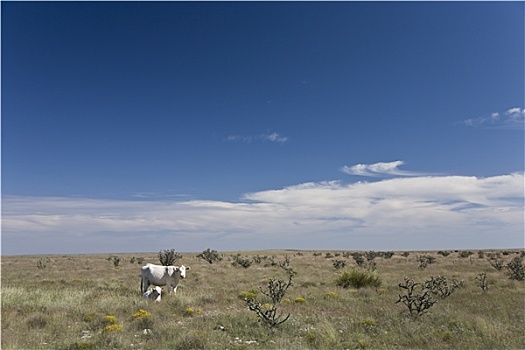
[142,278,150,293]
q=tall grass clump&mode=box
[336,269,381,289]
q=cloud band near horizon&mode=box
[2,170,523,255]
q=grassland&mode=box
[1,249,524,349]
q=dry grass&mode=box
[1,249,524,349]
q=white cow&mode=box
[141,263,190,294]
[143,286,162,302]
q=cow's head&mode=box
[176,265,190,279]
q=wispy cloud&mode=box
[340,161,429,177]
[2,172,523,255]
[463,107,525,130]
[226,132,289,143]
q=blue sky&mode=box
[2,2,524,255]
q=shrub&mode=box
[382,251,395,259]
[352,253,365,267]
[352,253,376,271]
[417,255,436,269]
[507,256,524,281]
[487,253,504,271]
[459,250,473,258]
[332,259,346,269]
[158,249,182,266]
[231,254,252,268]
[197,248,222,264]
[244,267,293,328]
[475,272,489,292]
[336,269,381,289]
[107,256,120,267]
[424,275,464,298]
[364,251,380,261]
[36,258,47,269]
[438,251,450,257]
[401,251,410,257]
[294,297,306,303]
[396,277,436,316]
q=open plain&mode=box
[1,249,524,349]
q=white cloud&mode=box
[226,132,288,143]
[340,161,428,177]
[2,172,523,255]
[463,107,524,129]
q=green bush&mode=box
[336,269,381,289]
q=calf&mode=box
[143,286,162,302]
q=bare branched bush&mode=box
[107,256,120,267]
[382,251,395,259]
[417,255,436,269]
[424,275,464,298]
[158,249,182,266]
[245,267,294,328]
[507,256,524,281]
[352,252,377,271]
[279,255,291,269]
[364,251,380,261]
[36,258,48,269]
[231,254,252,268]
[475,272,489,292]
[487,253,504,271]
[459,250,473,258]
[197,248,222,264]
[396,277,437,316]
[332,259,346,270]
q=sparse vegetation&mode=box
[476,272,489,292]
[231,254,252,268]
[332,259,346,269]
[196,248,222,264]
[507,256,524,281]
[417,254,436,269]
[244,267,294,328]
[396,277,437,316]
[487,252,505,271]
[1,249,523,349]
[158,249,182,266]
[107,255,120,267]
[424,275,464,298]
